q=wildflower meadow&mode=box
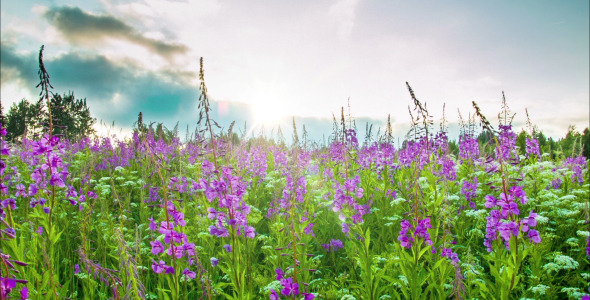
[1,55,589,300]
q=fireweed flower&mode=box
[201,167,256,240]
[148,185,201,277]
[551,178,562,189]
[280,277,299,296]
[181,268,196,280]
[152,260,167,274]
[270,289,279,300]
[0,277,17,297]
[461,178,478,209]
[525,138,541,160]
[236,146,268,180]
[0,252,28,298]
[441,247,460,263]
[435,155,457,181]
[458,134,480,162]
[321,239,344,252]
[483,187,540,252]
[151,240,165,255]
[398,219,414,249]
[332,176,369,236]
[303,223,315,236]
[210,257,219,267]
[21,286,29,299]
[398,139,432,169]
[275,268,284,280]
[563,157,587,185]
[497,125,518,162]
[398,218,432,249]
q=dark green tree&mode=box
[5,92,96,142]
[516,130,527,155]
[582,127,590,159]
[559,125,582,158]
[46,92,96,140]
[4,99,44,142]
[535,131,547,150]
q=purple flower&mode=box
[441,247,452,258]
[166,245,184,259]
[509,186,527,205]
[459,135,480,162]
[498,221,519,243]
[341,222,350,236]
[15,184,26,197]
[551,178,561,189]
[208,224,229,237]
[243,225,256,238]
[223,244,232,252]
[398,235,412,249]
[441,247,460,263]
[0,277,16,295]
[207,207,217,220]
[210,257,219,267]
[521,211,538,232]
[484,195,497,208]
[528,229,541,244]
[461,178,478,208]
[303,223,315,236]
[275,268,284,280]
[180,243,196,256]
[74,264,80,274]
[1,198,16,210]
[152,260,167,274]
[37,227,43,236]
[28,184,38,197]
[0,183,7,195]
[280,277,299,296]
[151,240,165,255]
[181,268,196,280]
[269,289,279,300]
[330,239,343,251]
[20,286,29,299]
[303,292,315,300]
[525,138,540,159]
[49,174,65,188]
[500,201,520,217]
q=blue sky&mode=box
[1,0,588,141]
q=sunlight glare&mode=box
[251,89,288,127]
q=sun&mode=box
[250,85,289,128]
[252,99,286,126]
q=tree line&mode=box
[1,92,96,142]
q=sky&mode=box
[1,0,588,142]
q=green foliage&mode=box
[4,92,95,141]
[4,99,44,141]
[47,92,96,140]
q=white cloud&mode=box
[0,81,35,109]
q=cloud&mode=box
[43,6,188,60]
[0,43,256,137]
[0,42,36,86]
